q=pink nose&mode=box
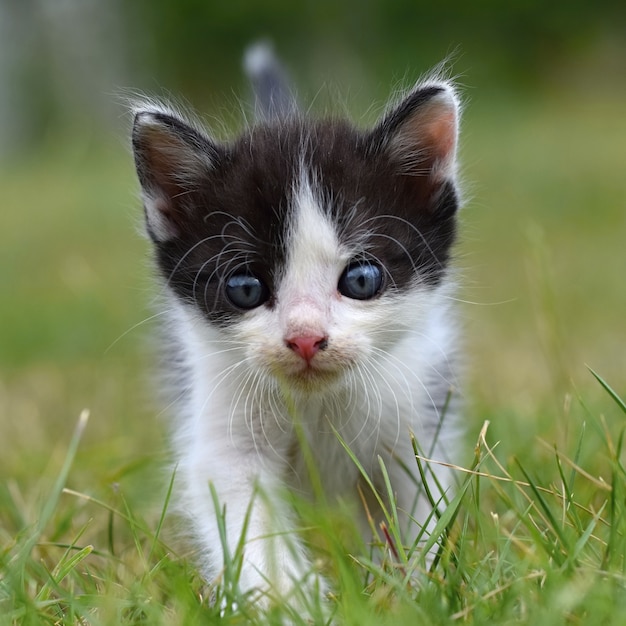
[285,335,328,362]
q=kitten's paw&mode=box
[235,543,331,617]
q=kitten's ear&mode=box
[372,83,459,183]
[132,107,219,242]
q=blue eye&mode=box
[338,261,383,300]
[225,273,269,309]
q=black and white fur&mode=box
[132,45,462,605]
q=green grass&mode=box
[1,85,625,624]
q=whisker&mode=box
[105,308,174,354]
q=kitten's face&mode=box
[226,168,429,393]
[132,86,460,394]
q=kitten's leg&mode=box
[179,439,324,606]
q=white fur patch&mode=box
[278,172,343,337]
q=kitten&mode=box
[131,45,462,605]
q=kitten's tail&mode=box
[243,41,297,121]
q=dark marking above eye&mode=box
[225,273,270,309]
[338,261,383,300]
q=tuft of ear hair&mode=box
[131,105,218,242]
[373,82,460,182]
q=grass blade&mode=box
[515,457,572,568]
[17,411,90,569]
[589,368,626,415]
[147,466,176,563]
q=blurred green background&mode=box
[0,0,624,502]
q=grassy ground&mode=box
[1,84,625,624]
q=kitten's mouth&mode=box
[279,361,341,391]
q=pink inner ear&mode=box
[420,107,456,164]
[135,114,214,194]
[392,94,458,179]
[141,125,192,182]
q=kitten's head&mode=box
[132,82,460,395]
